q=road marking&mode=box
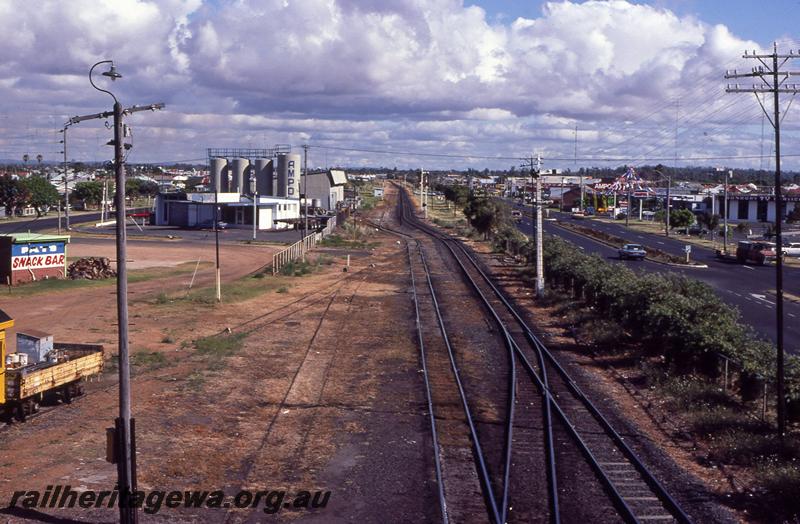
[742,265,754,270]
[790,313,797,318]
[657,241,665,245]
[750,293,776,306]
[733,292,742,297]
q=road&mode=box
[514,206,800,354]
[0,210,305,244]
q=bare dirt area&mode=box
[0,201,445,523]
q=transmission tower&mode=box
[725,42,800,437]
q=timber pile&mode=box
[68,257,116,280]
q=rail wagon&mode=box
[1,308,104,421]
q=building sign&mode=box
[287,159,296,196]
[11,242,66,271]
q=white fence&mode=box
[271,215,338,275]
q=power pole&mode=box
[724,170,731,253]
[60,123,71,230]
[253,191,257,240]
[575,124,583,212]
[725,42,799,437]
[302,144,308,239]
[523,154,544,297]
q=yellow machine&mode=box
[1,308,103,421]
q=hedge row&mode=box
[529,236,800,400]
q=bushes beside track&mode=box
[525,236,800,402]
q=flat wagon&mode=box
[1,308,103,421]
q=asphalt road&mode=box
[515,209,800,354]
[0,211,305,245]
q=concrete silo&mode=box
[276,154,289,197]
[209,158,228,192]
[286,153,301,198]
[229,158,250,194]
[254,158,274,196]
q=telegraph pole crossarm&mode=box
[725,43,799,438]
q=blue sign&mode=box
[11,242,66,271]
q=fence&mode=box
[271,215,338,275]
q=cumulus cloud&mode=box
[0,0,791,169]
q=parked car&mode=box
[735,240,777,265]
[688,224,709,236]
[619,244,647,260]
[782,242,800,257]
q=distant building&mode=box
[153,192,300,230]
[713,192,800,222]
[304,169,347,211]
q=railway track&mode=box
[394,184,692,524]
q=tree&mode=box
[20,175,58,216]
[670,208,695,233]
[463,197,508,239]
[73,180,106,207]
[0,174,29,216]
[697,212,721,243]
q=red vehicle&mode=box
[735,241,777,265]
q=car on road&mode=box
[619,243,646,260]
[736,240,777,265]
[511,210,523,223]
[782,242,800,257]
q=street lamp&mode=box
[90,59,136,524]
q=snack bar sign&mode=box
[11,242,66,270]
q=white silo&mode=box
[230,158,249,194]
[209,158,228,192]
[255,158,273,196]
[286,153,301,198]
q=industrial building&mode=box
[154,147,310,230]
[0,233,70,285]
[304,169,347,211]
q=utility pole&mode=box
[724,170,731,253]
[626,176,632,228]
[575,124,583,212]
[302,144,308,239]
[60,123,71,230]
[665,173,671,237]
[522,154,544,297]
[420,168,427,219]
[253,191,258,240]
[725,43,799,437]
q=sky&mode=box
[0,0,798,172]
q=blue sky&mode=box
[468,0,800,48]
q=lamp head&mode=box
[102,64,122,81]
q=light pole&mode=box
[59,124,72,229]
[253,191,258,240]
[89,59,134,524]
[303,145,309,239]
[715,167,733,253]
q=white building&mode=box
[713,192,800,222]
[154,192,301,230]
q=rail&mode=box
[271,215,338,275]
[395,183,691,524]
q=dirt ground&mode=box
[0,184,742,523]
[0,201,439,523]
